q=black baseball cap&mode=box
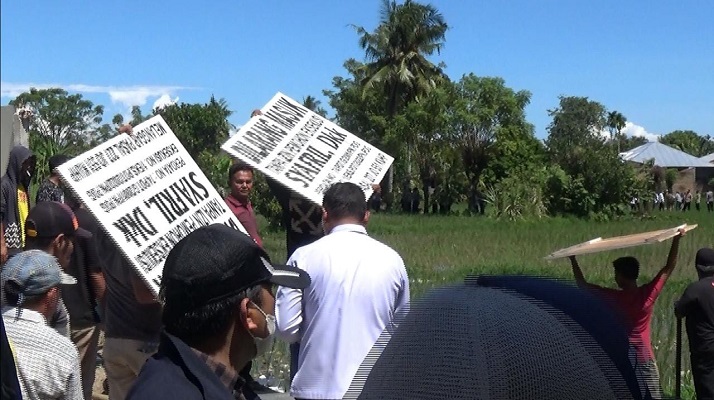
[695,247,714,276]
[161,224,310,309]
[48,154,71,172]
[25,201,91,239]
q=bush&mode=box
[484,169,547,221]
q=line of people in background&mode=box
[640,189,714,212]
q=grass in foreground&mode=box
[254,210,713,398]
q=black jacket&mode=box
[127,332,247,400]
[1,145,33,256]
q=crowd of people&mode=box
[0,113,712,400]
[632,189,714,212]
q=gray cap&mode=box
[1,250,76,298]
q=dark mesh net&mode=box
[345,276,643,400]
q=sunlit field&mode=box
[255,209,714,398]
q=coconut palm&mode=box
[302,95,327,117]
[353,0,448,193]
[355,0,448,117]
[606,111,626,152]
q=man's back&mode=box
[2,307,82,400]
[590,272,667,361]
[680,277,714,356]
[97,229,162,341]
[281,224,409,399]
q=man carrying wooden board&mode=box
[569,228,685,400]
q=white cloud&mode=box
[1,81,196,108]
[621,121,661,142]
[152,94,179,111]
[596,121,661,143]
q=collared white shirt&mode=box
[276,223,410,399]
[2,306,83,400]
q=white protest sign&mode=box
[57,115,247,296]
[221,92,394,205]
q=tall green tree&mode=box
[658,130,714,157]
[545,96,637,217]
[354,0,448,193]
[450,74,539,212]
[10,88,105,148]
[389,82,456,212]
[156,96,232,189]
[355,0,448,118]
[606,111,626,152]
[325,59,390,147]
[10,87,106,183]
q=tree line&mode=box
[8,0,714,225]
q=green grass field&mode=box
[254,209,713,398]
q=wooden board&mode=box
[545,224,697,260]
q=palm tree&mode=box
[606,111,626,152]
[302,95,327,118]
[354,0,448,193]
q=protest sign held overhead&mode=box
[221,92,394,205]
[544,223,698,260]
[57,115,247,296]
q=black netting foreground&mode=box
[345,275,644,400]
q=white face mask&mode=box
[250,302,275,357]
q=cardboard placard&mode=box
[57,115,246,296]
[221,92,394,205]
[545,224,697,260]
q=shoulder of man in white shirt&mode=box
[289,225,404,266]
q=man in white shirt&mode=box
[275,182,410,400]
[1,249,83,400]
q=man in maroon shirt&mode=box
[570,229,685,400]
[224,162,263,248]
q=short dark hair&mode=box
[228,162,254,182]
[161,284,263,347]
[323,182,367,221]
[24,236,57,252]
[48,154,71,174]
[613,257,639,280]
[3,280,43,307]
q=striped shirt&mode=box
[2,306,83,400]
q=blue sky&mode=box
[2,1,712,141]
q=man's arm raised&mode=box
[570,256,589,288]
[659,228,685,279]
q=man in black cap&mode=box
[127,224,310,400]
[675,247,714,400]
[21,201,92,338]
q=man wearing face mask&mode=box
[127,224,311,400]
[1,145,36,265]
[276,182,410,400]
[1,250,83,399]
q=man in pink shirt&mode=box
[570,229,685,400]
[224,162,263,248]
